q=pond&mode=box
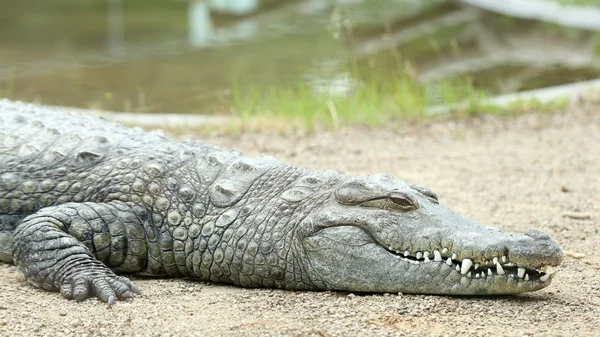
[1,0,599,127]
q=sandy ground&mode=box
[1,108,599,337]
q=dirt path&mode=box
[1,109,598,337]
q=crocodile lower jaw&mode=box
[385,248,558,283]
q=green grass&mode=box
[594,32,600,56]
[230,69,493,132]
[503,96,569,114]
[227,60,576,133]
[556,0,600,7]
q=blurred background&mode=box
[1,0,599,131]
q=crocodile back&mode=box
[0,100,217,261]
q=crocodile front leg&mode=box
[12,201,147,303]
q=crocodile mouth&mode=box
[383,246,558,283]
[303,224,561,294]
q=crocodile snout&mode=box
[507,228,563,269]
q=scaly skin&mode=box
[0,99,563,304]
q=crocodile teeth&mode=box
[451,253,457,260]
[488,268,493,276]
[423,251,430,258]
[496,262,505,275]
[416,252,423,259]
[540,273,550,282]
[455,265,460,272]
[404,251,410,257]
[446,257,453,266]
[475,273,480,278]
[461,259,473,275]
[424,257,431,263]
[433,250,443,262]
[492,257,498,264]
[524,274,530,281]
[517,267,526,278]
[474,263,480,270]
[502,255,507,263]
[467,272,471,278]
[441,248,449,254]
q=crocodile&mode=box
[0,99,562,304]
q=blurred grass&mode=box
[217,81,570,134]
[230,67,493,132]
[228,48,573,133]
[557,0,600,6]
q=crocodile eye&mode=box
[357,192,419,211]
[389,192,419,210]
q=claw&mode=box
[120,290,134,299]
[118,276,141,295]
[60,283,72,299]
[73,278,90,301]
[60,273,140,303]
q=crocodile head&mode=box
[298,174,563,295]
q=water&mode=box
[0,0,598,115]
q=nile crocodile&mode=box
[0,99,562,304]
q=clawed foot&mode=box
[60,273,141,305]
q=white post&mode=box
[107,0,124,54]
[189,0,214,47]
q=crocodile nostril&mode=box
[524,229,550,240]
